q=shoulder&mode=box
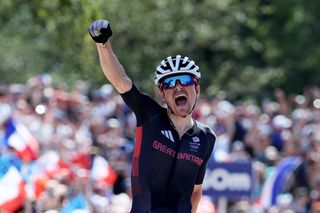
[196,121,216,137]
[121,83,165,125]
[121,83,159,107]
[195,121,216,143]
[194,121,216,159]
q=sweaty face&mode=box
[160,75,200,117]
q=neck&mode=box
[167,111,194,138]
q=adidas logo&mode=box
[161,130,175,142]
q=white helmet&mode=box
[154,55,201,85]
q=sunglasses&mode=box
[160,74,196,90]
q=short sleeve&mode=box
[121,83,163,126]
[195,130,216,184]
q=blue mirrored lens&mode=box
[162,75,194,89]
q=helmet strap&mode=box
[188,98,197,116]
[164,94,198,118]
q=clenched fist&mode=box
[88,19,112,44]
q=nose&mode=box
[174,80,183,90]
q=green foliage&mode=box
[0,0,319,99]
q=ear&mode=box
[195,82,200,98]
[158,88,165,100]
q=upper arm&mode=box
[96,42,133,94]
[114,75,132,94]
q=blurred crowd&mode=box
[194,86,320,213]
[0,74,319,213]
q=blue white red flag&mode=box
[2,118,39,162]
[0,157,26,212]
[24,151,70,199]
[259,156,302,208]
[90,155,117,186]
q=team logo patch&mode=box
[189,137,200,152]
[192,136,200,142]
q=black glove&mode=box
[88,19,112,44]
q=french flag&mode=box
[90,155,117,186]
[2,118,39,162]
[0,157,26,212]
[34,151,69,178]
[25,151,70,199]
[259,156,302,208]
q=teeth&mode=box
[176,94,186,98]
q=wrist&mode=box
[97,42,109,48]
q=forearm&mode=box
[191,185,202,213]
[97,42,132,94]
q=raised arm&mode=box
[88,19,132,94]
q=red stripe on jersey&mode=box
[131,127,142,195]
[131,176,141,196]
[132,127,142,177]
[132,157,139,177]
[134,127,142,157]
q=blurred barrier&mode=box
[203,162,253,199]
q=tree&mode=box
[0,0,319,100]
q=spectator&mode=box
[1,76,320,212]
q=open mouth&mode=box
[175,94,188,106]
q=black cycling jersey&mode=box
[121,84,216,213]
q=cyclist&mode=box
[88,19,216,213]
